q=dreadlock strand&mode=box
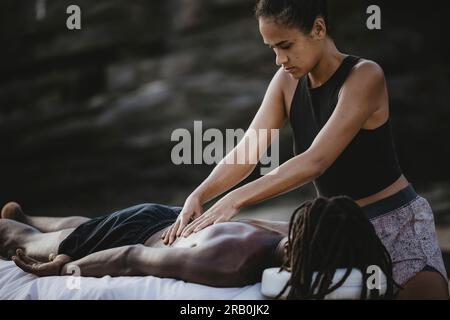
[283,195,396,300]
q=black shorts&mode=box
[58,203,181,260]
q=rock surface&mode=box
[0,0,449,227]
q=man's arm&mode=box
[62,238,261,287]
[13,246,140,278]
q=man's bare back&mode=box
[145,218,288,248]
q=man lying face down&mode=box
[0,196,396,299]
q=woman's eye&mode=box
[280,44,291,50]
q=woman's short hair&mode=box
[255,0,330,35]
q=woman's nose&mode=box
[275,50,288,66]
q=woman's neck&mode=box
[308,39,347,89]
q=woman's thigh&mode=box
[370,195,448,288]
[395,270,449,300]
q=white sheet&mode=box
[0,258,265,300]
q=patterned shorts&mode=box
[362,184,448,287]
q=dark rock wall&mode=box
[1,0,449,221]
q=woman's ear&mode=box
[311,17,327,39]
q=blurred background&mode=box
[1,0,449,266]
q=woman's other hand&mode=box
[162,194,203,245]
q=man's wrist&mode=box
[59,263,67,276]
[57,255,73,275]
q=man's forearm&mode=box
[61,246,135,277]
[60,245,198,281]
[59,244,257,287]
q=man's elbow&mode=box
[183,259,255,287]
[217,258,262,287]
[123,245,144,276]
[209,268,257,287]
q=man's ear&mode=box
[283,238,290,262]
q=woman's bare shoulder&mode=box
[341,57,387,100]
[339,57,389,126]
[350,58,386,82]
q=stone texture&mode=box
[0,0,448,229]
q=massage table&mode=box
[0,257,385,300]
[0,257,263,299]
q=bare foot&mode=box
[1,202,28,223]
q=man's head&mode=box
[255,0,330,79]
[280,196,396,299]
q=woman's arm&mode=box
[190,68,288,205]
[233,61,385,208]
[164,68,289,244]
[182,60,386,234]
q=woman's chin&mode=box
[287,68,304,79]
[289,71,301,79]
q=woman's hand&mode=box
[12,249,72,277]
[180,193,241,238]
[162,194,204,245]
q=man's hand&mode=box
[12,249,72,277]
[180,193,240,238]
[162,195,203,245]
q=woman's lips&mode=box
[284,67,296,73]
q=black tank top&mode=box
[289,55,402,199]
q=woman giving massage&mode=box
[161,0,448,299]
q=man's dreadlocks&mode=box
[278,196,399,299]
